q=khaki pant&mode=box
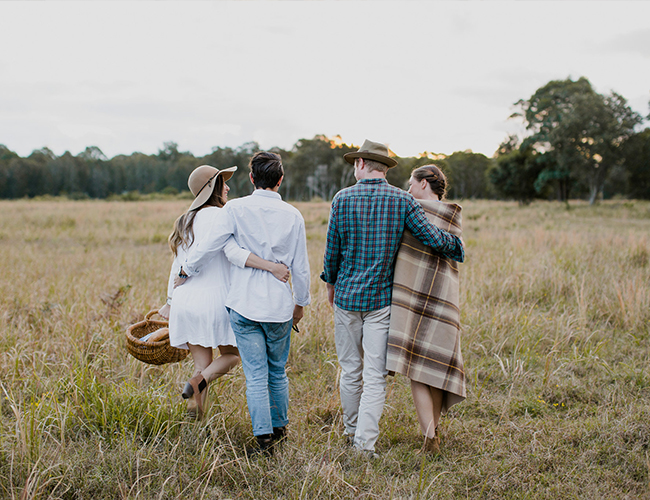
[334,305,390,452]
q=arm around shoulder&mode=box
[406,201,465,262]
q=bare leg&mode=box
[201,345,240,382]
[186,344,213,417]
[188,344,240,410]
[188,343,213,376]
[410,380,444,438]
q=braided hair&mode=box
[412,165,447,201]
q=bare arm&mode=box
[222,235,289,282]
[245,253,290,282]
[292,305,304,327]
[326,283,335,307]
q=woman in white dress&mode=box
[158,165,289,419]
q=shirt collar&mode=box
[357,178,387,184]
[252,189,282,200]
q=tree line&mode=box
[0,137,498,202]
[492,77,649,204]
[1,77,648,203]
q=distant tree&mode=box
[0,145,19,197]
[621,128,650,199]
[8,148,55,198]
[444,151,494,199]
[490,138,545,204]
[0,137,514,201]
[112,152,161,194]
[79,146,108,162]
[513,77,642,204]
[79,147,112,198]
[157,141,181,163]
[0,144,18,161]
[52,152,85,196]
[162,154,195,194]
[282,135,356,201]
[155,142,196,192]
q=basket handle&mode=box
[145,309,162,320]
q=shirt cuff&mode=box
[228,248,251,269]
[295,296,311,307]
[183,262,198,277]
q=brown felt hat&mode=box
[343,139,397,168]
[187,165,237,211]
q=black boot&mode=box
[247,433,275,457]
[272,426,287,445]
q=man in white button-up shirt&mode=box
[182,151,311,456]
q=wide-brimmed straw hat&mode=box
[343,139,397,168]
[187,165,237,211]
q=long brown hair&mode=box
[168,174,226,256]
[412,164,448,200]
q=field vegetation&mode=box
[1,198,649,499]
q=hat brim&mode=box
[218,166,237,182]
[188,166,238,211]
[343,152,397,168]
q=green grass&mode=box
[1,198,649,499]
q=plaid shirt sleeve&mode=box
[405,199,465,262]
[320,197,341,284]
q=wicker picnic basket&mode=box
[125,310,188,365]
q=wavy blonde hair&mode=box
[168,174,226,256]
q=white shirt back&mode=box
[184,190,311,323]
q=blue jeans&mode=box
[228,309,293,436]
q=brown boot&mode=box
[423,435,440,455]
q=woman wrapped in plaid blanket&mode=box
[387,165,466,455]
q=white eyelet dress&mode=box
[166,207,247,350]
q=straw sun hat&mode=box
[187,165,237,211]
[343,139,397,168]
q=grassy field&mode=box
[1,198,649,499]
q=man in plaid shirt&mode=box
[320,140,464,455]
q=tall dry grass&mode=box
[1,198,649,499]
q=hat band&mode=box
[194,172,218,199]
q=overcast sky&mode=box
[1,1,649,159]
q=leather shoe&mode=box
[272,426,287,444]
[182,374,207,417]
[423,435,440,455]
[246,434,275,457]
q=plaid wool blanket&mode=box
[387,200,466,413]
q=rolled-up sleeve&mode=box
[406,200,465,263]
[183,208,235,276]
[222,236,251,269]
[290,217,311,307]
